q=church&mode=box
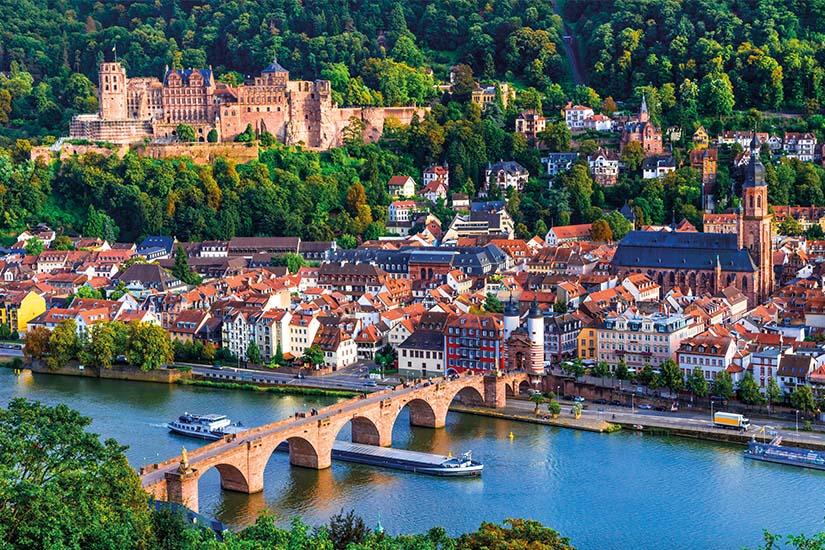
[612,134,774,307]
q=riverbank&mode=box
[450,403,620,433]
[13,360,191,383]
[178,378,358,398]
[452,402,825,452]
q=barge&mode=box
[276,441,483,476]
[744,436,825,471]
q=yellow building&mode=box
[0,290,46,335]
[693,126,709,149]
[577,325,598,361]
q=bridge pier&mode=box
[484,374,508,408]
[351,416,393,447]
[165,470,200,513]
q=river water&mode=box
[2,368,823,549]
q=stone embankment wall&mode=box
[21,360,191,383]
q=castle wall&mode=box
[134,142,259,165]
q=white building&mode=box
[563,103,594,130]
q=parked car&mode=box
[364,380,377,387]
[572,396,586,403]
[593,398,608,405]
[609,400,623,407]
[638,403,653,410]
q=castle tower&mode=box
[503,295,520,339]
[740,133,773,304]
[526,298,545,375]
[98,62,128,121]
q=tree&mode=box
[711,371,734,400]
[82,322,119,370]
[246,340,262,365]
[791,385,816,415]
[176,123,196,142]
[484,293,504,313]
[207,129,219,143]
[538,122,571,152]
[329,509,369,550]
[590,219,612,242]
[0,399,153,549]
[24,326,51,360]
[303,344,325,367]
[51,235,74,250]
[564,357,585,379]
[547,400,562,417]
[602,211,633,240]
[450,64,476,102]
[47,319,80,370]
[738,372,765,406]
[659,359,683,392]
[687,367,709,400]
[24,238,44,256]
[553,300,568,314]
[615,359,630,380]
[767,378,784,409]
[272,343,284,367]
[593,361,611,380]
[374,344,396,371]
[271,252,307,273]
[458,518,575,550]
[172,245,202,286]
[125,322,174,371]
[529,392,546,414]
[620,141,645,173]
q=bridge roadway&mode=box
[141,371,529,512]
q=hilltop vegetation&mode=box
[564,0,825,114]
[0,0,566,141]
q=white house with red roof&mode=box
[563,103,595,130]
[387,175,416,198]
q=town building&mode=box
[597,308,695,371]
[641,155,676,179]
[541,153,579,178]
[515,110,546,141]
[445,313,505,372]
[398,330,445,378]
[619,96,663,155]
[563,103,594,130]
[783,132,817,162]
[588,147,620,186]
[544,224,592,246]
[484,161,529,193]
[388,176,416,198]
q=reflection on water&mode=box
[2,369,824,550]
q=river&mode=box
[2,368,823,549]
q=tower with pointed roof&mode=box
[739,132,773,304]
[526,298,545,375]
[639,94,649,123]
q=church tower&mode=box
[98,62,128,121]
[639,94,649,123]
[740,133,773,304]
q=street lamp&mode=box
[796,410,799,433]
[711,400,714,424]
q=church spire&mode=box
[639,94,649,122]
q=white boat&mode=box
[167,413,246,440]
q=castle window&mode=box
[757,196,762,208]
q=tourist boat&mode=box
[167,413,246,440]
[744,436,825,471]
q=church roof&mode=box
[163,68,213,86]
[613,231,757,272]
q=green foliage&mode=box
[711,370,735,401]
[246,340,262,365]
[547,400,562,416]
[790,385,816,413]
[739,372,766,406]
[176,124,196,143]
[687,367,709,399]
[46,319,80,370]
[172,245,202,286]
[767,378,784,406]
[0,398,153,549]
[24,238,44,256]
[207,129,219,143]
[483,293,504,313]
[553,300,568,314]
[457,518,575,550]
[303,344,325,367]
[659,359,684,393]
[529,392,547,413]
[271,252,308,274]
[614,358,630,381]
[125,322,174,371]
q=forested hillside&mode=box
[0,0,566,139]
[563,0,825,113]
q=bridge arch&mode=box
[201,462,251,493]
[281,435,322,469]
[449,384,485,407]
[330,414,390,447]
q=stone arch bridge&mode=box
[142,372,530,512]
